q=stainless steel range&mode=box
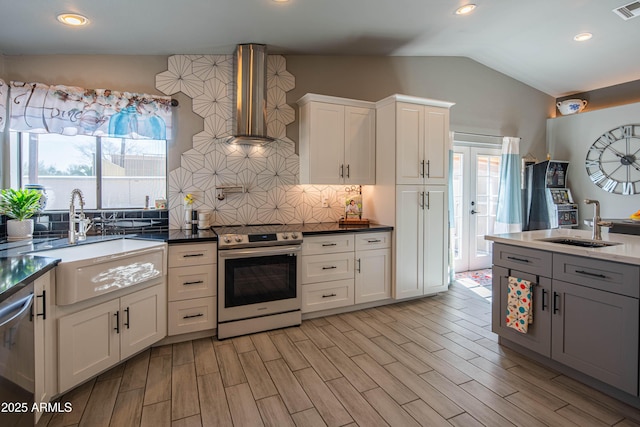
[214,224,303,339]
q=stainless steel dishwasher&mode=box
[0,282,35,427]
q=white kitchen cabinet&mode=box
[301,234,355,313]
[396,101,449,186]
[301,232,392,311]
[167,242,216,336]
[355,232,391,304]
[364,94,454,300]
[298,93,375,185]
[58,282,166,392]
[395,186,448,298]
[33,272,54,421]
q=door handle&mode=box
[541,289,548,311]
[356,258,361,273]
[553,292,560,314]
[340,164,344,178]
[425,160,430,178]
[425,192,430,209]
[420,160,425,178]
[419,192,424,209]
[470,209,478,215]
[346,164,350,178]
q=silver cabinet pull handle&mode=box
[420,160,425,177]
[426,160,430,178]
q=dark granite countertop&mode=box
[297,222,393,235]
[0,223,391,300]
[0,255,59,303]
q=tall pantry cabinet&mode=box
[364,95,455,299]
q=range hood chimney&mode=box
[227,43,274,145]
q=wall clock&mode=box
[585,124,640,195]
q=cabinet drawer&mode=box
[355,232,391,251]
[168,243,217,268]
[302,253,354,284]
[302,279,354,313]
[168,264,216,302]
[493,244,552,277]
[168,298,216,336]
[302,234,354,255]
[553,254,639,298]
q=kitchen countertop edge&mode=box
[486,228,640,265]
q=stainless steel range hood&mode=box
[227,43,274,146]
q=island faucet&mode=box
[69,189,91,244]
[584,199,602,240]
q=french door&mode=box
[452,145,501,272]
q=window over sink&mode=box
[13,131,167,210]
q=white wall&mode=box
[547,101,640,224]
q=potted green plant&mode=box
[0,188,42,240]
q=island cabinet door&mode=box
[493,266,551,357]
[551,279,639,396]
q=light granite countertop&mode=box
[485,228,640,266]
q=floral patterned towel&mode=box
[505,276,533,333]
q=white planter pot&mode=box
[7,219,34,240]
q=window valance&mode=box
[8,81,173,139]
[0,79,7,132]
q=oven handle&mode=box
[218,245,302,259]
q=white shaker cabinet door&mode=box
[395,185,424,299]
[344,105,376,184]
[423,186,448,295]
[58,299,120,392]
[306,101,345,184]
[396,103,424,185]
[355,247,391,304]
[120,284,167,360]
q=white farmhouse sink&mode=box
[32,239,167,305]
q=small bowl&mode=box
[557,99,587,115]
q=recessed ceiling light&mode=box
[57,13,89,27]
[272,0,290,3]
[455,4,477,15]
[573,32,593,42]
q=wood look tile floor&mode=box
[38,282,640,427]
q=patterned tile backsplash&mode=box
[0,210,169,240]
[156,54,355,228]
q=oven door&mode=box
[218,245,301,323]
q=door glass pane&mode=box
[452,153,464,262]
[474,154,501,258]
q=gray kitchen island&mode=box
[486,228,640,407]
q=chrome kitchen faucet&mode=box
[69,189,92,244]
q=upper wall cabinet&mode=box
[298,94,376,185]
[391,99,452,186]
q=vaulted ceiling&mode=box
[1,0,639,97]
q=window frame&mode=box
[14,131,168,210]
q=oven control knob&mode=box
[234,235,243,242]
[282,233,289,239]
[223,236,231,243]
[291,232,299,239]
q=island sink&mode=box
[536,237,622,248]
